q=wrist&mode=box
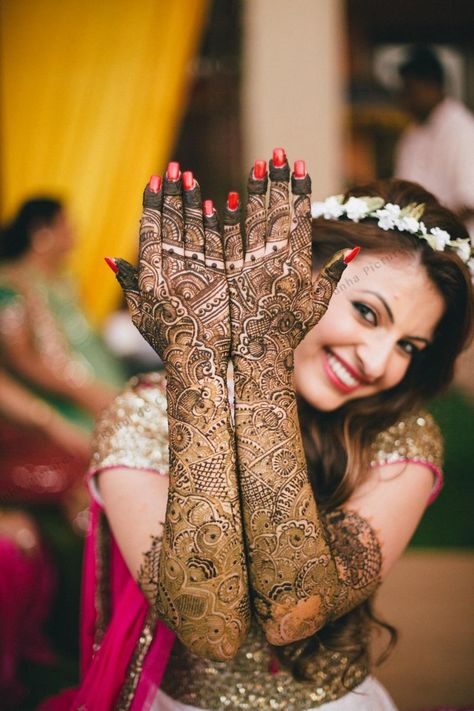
[232,353,295,401]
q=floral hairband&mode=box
[311,195,473,274]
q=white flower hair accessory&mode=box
[312,195,473,275]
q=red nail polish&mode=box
[227,192,239,211]
[272,148,286,167]
[104,256,119,274]
[149,175,162,193]
[253,160,267,180]
[294,160,306,178]
[182,171,194,190]
[203,199,214,217]
[166,161,180,181]
[343,246,361,264]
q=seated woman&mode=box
[0,198,126,705]
[46,152,472,710]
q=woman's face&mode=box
[294,252,445,411]
[31,209,75,264]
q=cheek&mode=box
[382,355,411,390]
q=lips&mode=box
[322,348,364,394]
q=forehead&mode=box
[339,252,445,337]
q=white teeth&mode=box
[327,352,358,388]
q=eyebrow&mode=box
[360,290,431,346]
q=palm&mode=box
[116,180,230,378]
[223,156,349,393]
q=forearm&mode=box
[150,360,250,660]
[234,361,381,644]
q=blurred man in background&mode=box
[395,46,474,239]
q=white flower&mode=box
[467,257,474,277]
[397,216,420,234]
[419,221,427,235]
[344,196,370,222]
[448,239,471,263]
[430,227,451,251]
[384,203,401,219]
[374,203,401,231]
[311,195,344,220]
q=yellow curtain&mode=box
[0,0,209,322]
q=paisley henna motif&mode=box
[114,172,250,660]
[228,156,382,645]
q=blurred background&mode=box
[0,1,473,709]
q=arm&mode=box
[0,297,116,417]
[112,171,249,660]
[227,153,380,645]
[0,369,90,457]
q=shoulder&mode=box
[370,410,443,503]
[89,371,169,477]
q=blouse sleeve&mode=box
[88,371,169,505]
[0,283,27,340]
[369,410,444,504]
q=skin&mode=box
[294,252,445,412]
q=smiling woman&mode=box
[44,163,473,711]
[295,252,445,410]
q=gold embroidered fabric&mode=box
[89,378,443,706]
[89,371,169,492]
[370,409,443,473]
[160,619,367,710]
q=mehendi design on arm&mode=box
[227,154,381,645]
[113,171,250,660]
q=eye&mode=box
[352,301,377,325]
[398,340,420,357]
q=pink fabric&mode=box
[0,536,55,708]
[40,501,175,711]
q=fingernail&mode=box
[149,175,162,193]
[253,160,267,180]
[104,256,119,274]
[343,246,361,264]
[166,161,180,181]
[294,160,306,178]
[272,148,286,167]
[182,171,194,190]
[227,192,239,211]
[203,199,214,217]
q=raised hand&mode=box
[109,164,250,661]
[225,148,357,399]
[114,165,229,378]
[228,150,379,646]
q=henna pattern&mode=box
[227,156,382,645]
[114,172,250,661]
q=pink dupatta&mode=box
[40,501,175,711]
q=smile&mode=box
[322,348,363,394]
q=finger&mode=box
[244,160,267,259]
[290,160,312,257]
[311,247,360,324]
[267,147,290,245]
[203,200,224,270]
[108,257,141,325]
[182,171,205,261]
[139,175,163,294]
[223,191,243,274]
[162,161,184,252]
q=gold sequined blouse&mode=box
[90,372,443,710]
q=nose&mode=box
[356,333,395,383]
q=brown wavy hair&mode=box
[280,179,473,680]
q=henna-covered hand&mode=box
[227,150,380,645]
[110,165,250,660]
